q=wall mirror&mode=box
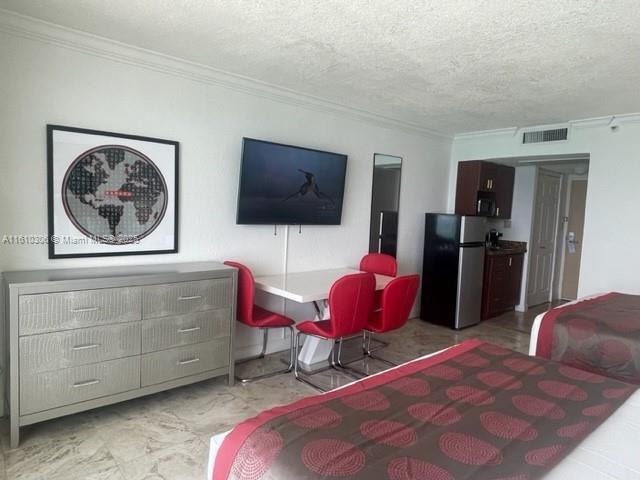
[369,154,402,257]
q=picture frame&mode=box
[47,125,179,258]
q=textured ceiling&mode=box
[2,0,640,135]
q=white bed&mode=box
[209,336,640,480]
[528,293,609,356]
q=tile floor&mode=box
[0,302,557,480]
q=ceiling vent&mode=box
[522,128,568,144]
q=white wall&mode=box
[486,165,536,310]
[0,27,452,357]
[449,118,640,298]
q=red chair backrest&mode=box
[359,253,398,277]
[328,272,376,337]
[224,261,255,326]
[376,274,420,332]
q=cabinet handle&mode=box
[70,306,100,313]
[73,379,100,388]
[178,295,202,301]
[509,257,512,267]
[496,207,500,216]
[72,343,101,351]
[486,179,491,189]
[178,357,200,365]
[490,179,493,189]
[178,326,201,333]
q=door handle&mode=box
[70,306,100,313]
[177,357,200,365]
[72,343,101,351]
[73,379,100,388]
[178,326,201,333]
[496,207,500,217]
[178,295,202,301]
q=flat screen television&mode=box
[236,138,348,225]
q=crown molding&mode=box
[454,127,518,140]
[0,8,451,140]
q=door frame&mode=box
[556,173,588,300]
[525,168,563,307]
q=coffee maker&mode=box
[487,228,503,248]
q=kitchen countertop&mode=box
[485,240,527,256]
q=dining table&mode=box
[254,267,394,371]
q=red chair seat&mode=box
[296,320,334,338]
[365,310,385,333]
[248,306,295,328]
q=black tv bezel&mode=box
[235,137,348,225]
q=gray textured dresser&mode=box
[2,262,237,447]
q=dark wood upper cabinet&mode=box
[455,160,515,218]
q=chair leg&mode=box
[294,334,361,391]
[364,331,390,355]
[333,337,366,380]
[235,329,268,365]
[294,332,328,392]
[364,331,398,368]
[235,327,294,383]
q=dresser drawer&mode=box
[141,339,229,387]
[142,309,231,353]
[20,323,141,374]
[142,279,232,319]
[19,287,141,335]
[20,356,140,415]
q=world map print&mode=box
[62,145,167,245]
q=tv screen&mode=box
[236,138,348,225]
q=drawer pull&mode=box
[177,357,200,365]
[70,306,100,313]
[178,326,201,333]
[72,343,101,351]
[73,379,100,388]
[178,295,202,301]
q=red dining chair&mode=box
[359,253,398,277]
[361,274,420,369]
[294,272,376,391]
[359,253,398,349]
[224,261,295,383]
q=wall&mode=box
[485,166,536,310]
[0,21,452,360]
[449,118,640,298]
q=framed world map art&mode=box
[47,125,179,258]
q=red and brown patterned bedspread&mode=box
[536,293,640,384]
[213,339,636,480]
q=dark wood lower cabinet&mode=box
[482,253,524,320]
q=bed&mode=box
[529,292,640,385]
[208,339,640,480]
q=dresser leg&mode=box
[10,417,19,448]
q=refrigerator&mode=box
[420,213,486,329]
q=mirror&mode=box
[369,154,402,257]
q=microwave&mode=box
[477,198,496,216]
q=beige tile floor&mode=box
[0,302,556,480]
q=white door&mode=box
[527,170,562,307]
[561,179,588,300]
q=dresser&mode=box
[2,262,236,447]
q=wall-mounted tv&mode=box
[236,138,348,225]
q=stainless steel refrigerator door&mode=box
[455,245,485,328]
[460,216,487,244]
